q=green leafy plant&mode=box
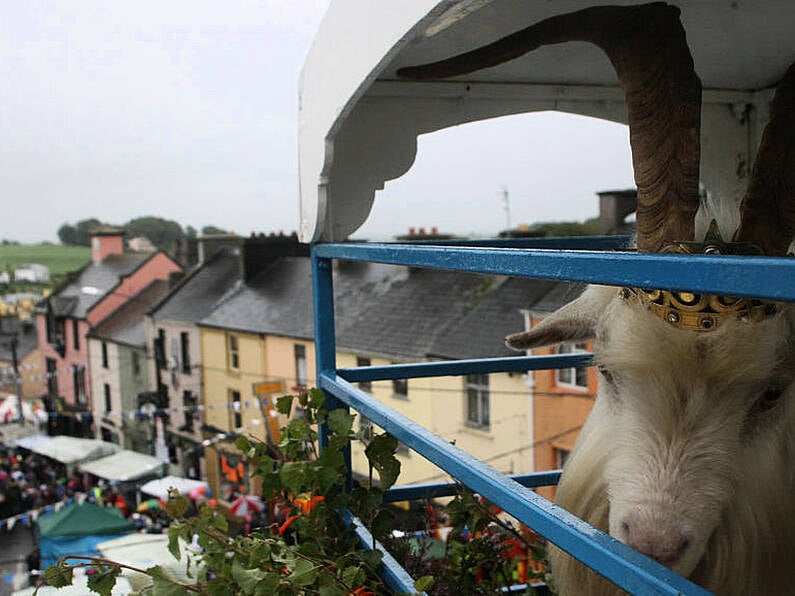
[43,388,550,595]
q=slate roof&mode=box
[0,318,39,362]
[51,254,149,319]
[200,258,408,338]
[149,247,241,324]
[340,270,585,361]
[89,280,170,347]
[428,277,585,360]
[200,256,585,361]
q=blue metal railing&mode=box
[312,237,795,594]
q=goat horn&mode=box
[733,62,795,255]
[398,2,702,252]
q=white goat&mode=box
[509,284,795,595]
[399,3,795,594]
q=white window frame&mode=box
[556,342,589,389]
[465,373,490,429]
[227,334,240,371]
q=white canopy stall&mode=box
[22,436,119,475]
[299,0,795,243]
[138,475,209,500]
[78,450,168,483]
[14,433,52,451]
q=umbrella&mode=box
[229,495,264,517]
[136,499,162,512]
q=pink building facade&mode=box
[36,230,181,435]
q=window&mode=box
[466,373,490,429]
[183,391,197,432]
[557,342,589,388]
[72,365,86,405]
[227,334,240,370]
[392,363,408,399]
[294,344,307,390]
[101,341,109,368]
[46,358,58,399]
[45,306,54,344]
[132,351,141,377]
[230,389,242,429]
[180,332,191,373]
[356,356,372,391]
[154,329,166,368]
[72,318,80,351]
[104,383,112,413]
[50,317,66,356]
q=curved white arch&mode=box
[299,0,794,242]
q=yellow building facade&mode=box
[200,325,316,500]
[339,353,534,488]
[200,325,534,499]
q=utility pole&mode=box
[501,186,512,230]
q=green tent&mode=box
[36,502,135,567]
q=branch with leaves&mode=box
[43,388,549,595]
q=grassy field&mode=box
[0,244,90,276]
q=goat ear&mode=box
[505,286,614,350]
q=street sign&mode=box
[252,380,283,395]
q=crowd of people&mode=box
[0,442,82,520]
[0,439,175,589]
[0,440,165,526]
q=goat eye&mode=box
[758,388,783,411]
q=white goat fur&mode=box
[529,286,795,595]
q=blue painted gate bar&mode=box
[311,240,795,594]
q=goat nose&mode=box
[620,519,691,567]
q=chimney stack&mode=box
[597,189,638,234]
[90,226,126,263]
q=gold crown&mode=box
[621,221,778,332]
[620,287,776,331]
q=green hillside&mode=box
[0,244,90,277]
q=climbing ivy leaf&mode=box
[44,561,74,588]
[328,409,355,437]
[287,558,319,586]
[365,433,401,490]
[232,559,267,593]
[86,565,120,596]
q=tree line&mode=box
[57,217,227,251]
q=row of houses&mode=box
[30,227,600,501]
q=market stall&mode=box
[138,475,209,501]
[36,502,135,568]
[78,450,168,483]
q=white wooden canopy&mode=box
[298,0,795,242]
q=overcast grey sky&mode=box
[1,1,634,244]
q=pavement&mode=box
[0,525,35,595]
